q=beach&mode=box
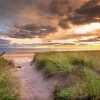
[4,52,55,100]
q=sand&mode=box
[4,53,54,100]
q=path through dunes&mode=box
[4,53,55,100]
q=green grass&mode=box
[35,53,73,77]
[35,51,100,100]
[54,68,100,100]
[0,53,18,100]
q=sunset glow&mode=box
[0,0,100,50]
[73,23,100,34]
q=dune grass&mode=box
[35,51,100,100]
[0,53,18,100]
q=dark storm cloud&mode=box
[60,0,100,26]
[9,24,57,39]
[71,0,100,24]
[76,5,100,16]
[76,0,100,15]
[65,14,100,25]
[35,0,88,28]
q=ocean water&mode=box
[0,48,68,53]
[0,48,20,52]
[0,48,33,52]
[0,48,37,52]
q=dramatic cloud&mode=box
[76,0,100,16]
[8,24,57,39]
[67,0,100,25]
[0,0,100,48]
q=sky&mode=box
[0,0,100,49]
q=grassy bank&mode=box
[34,51,100,100]
[0,53,18,100]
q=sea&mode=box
[0,47,69,53]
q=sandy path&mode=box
[5,53,54,100]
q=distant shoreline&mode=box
[1,49,100,54]
[0,45,100,53]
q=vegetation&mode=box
[0,53,18,100]
[35,51,100,100]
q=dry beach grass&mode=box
[0,53,18,100]
[35,51,100,100]
[0,51,100,100]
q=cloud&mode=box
[65,15,100,25]
[0,0,100,47]
[0,0,89,27]
[9,24,57,39]
[75,0,100,24]
[49,0,72,16]
[79,36,100,42]
[0,38,10,44]
[76,0,100,16]
[60,0,100,26]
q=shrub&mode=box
[70,57,93,69]
[70,57,86,67]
